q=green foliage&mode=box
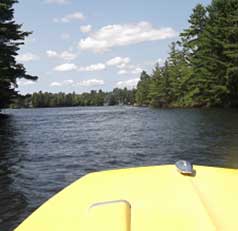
[11,88,136,108]
[0,0,37,109]
[135,71,152,106]
[135,0,238,108]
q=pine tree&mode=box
[207,0,238,106]
[135,71,151,106]
[180,1,238,106]
[188,0,238,106]
[180,4,208,55]
[148,63,164,107]
[180,4,209,106]
[0,0,37,109]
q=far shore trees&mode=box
[10,88,136,108]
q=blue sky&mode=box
[15,0,211,94]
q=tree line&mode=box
[135,0,238,108]
[10,88,136,108]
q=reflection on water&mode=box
[0,107,238,230]
[0,115,28,230]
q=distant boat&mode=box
[15,161,238,231]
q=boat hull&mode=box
[15,165,238,230]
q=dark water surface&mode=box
[0,106,238,230]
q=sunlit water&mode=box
[0,106,238,230]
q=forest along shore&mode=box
[134,2,238,109]
[9,89,136,108]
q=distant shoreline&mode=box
[4,104,238,110]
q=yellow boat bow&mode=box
[15,162,238,231]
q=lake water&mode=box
[1,106,238,230]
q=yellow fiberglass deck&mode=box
[15,163,238,231]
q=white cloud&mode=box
[106,57,130,68]
[46,50,57,57]
[60,51,77,61]
[63,12,84,22]
[63,79,74,85]
[117,67,143,75]
[51,79,74,87]
[51,56,141,74]
[54,11,84,23]
[17,80,36,86]
[16,53,39,62]
[116,78,139,89]
[107,60,143,75]
[71,56,142,74]
[50,82,62,87]
[77,56,130,73]
[54,63,77,72]
[50,79,104,87]
[117,70,129,75]
[79,21,177,52]
[80,25,92,33]
[46,0,70,4]
[78,63,106,72]
[77,79,104,87]
[46,50,77,61]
